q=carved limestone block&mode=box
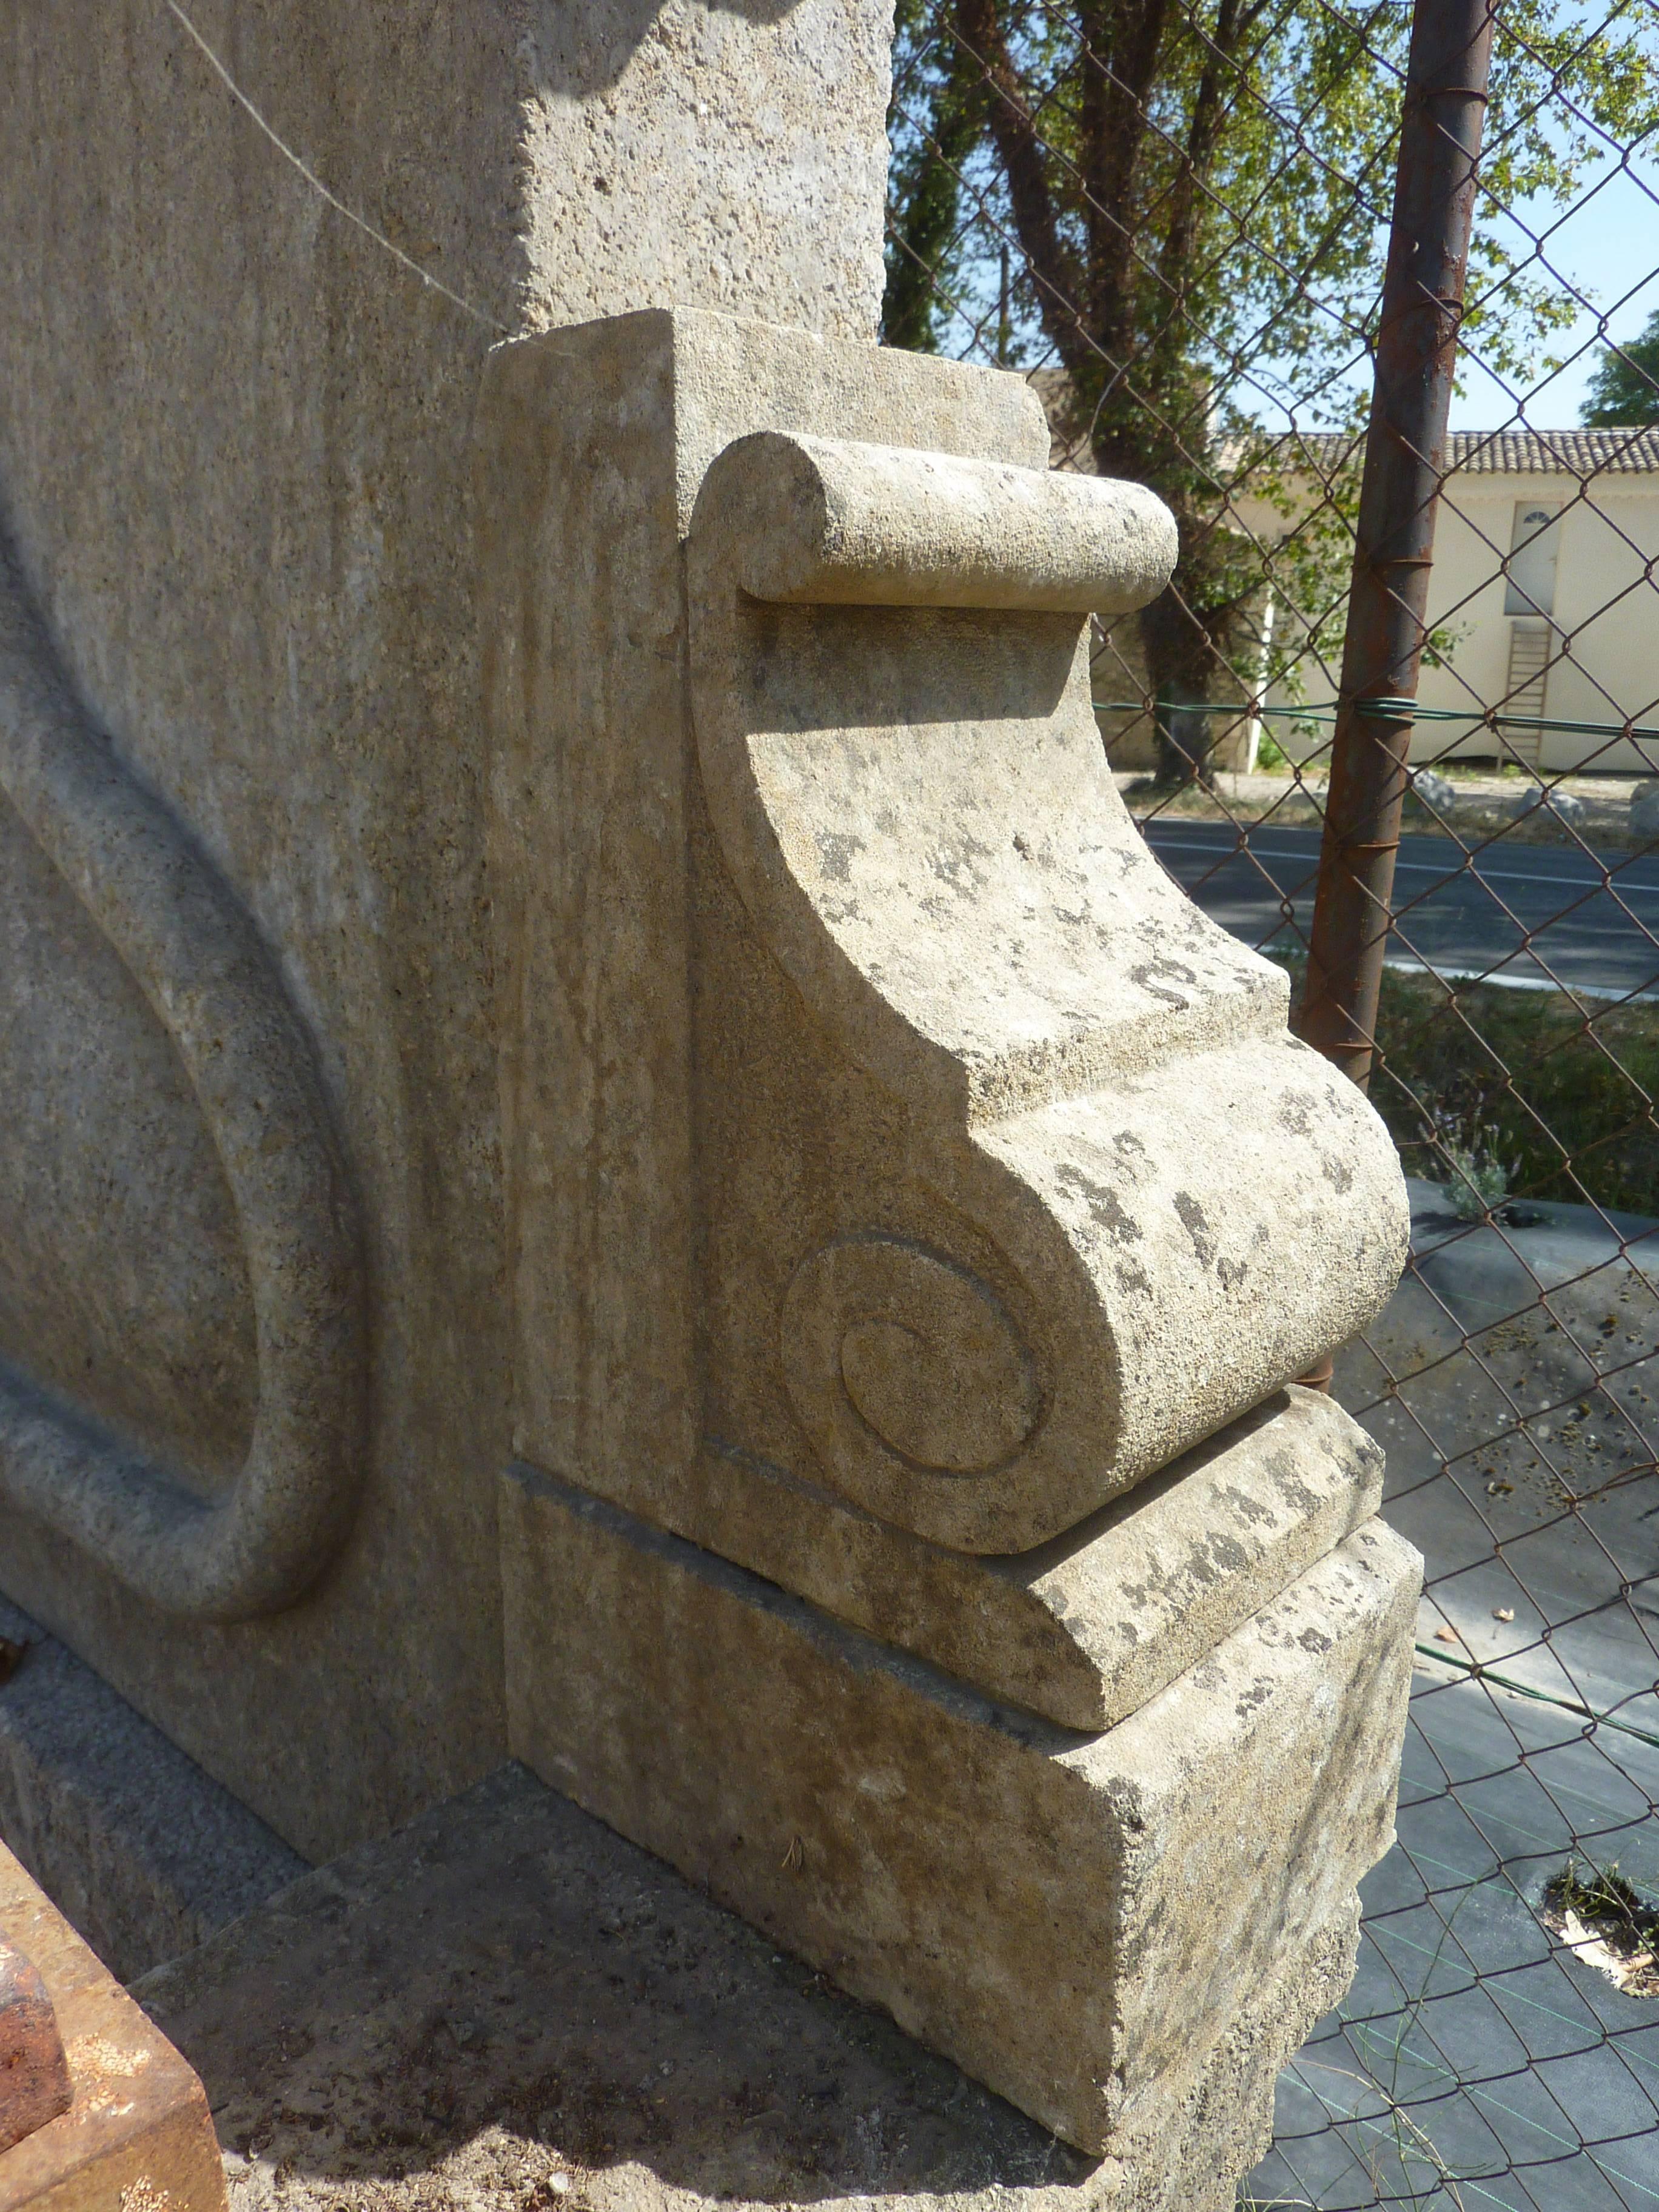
[481,306,1418,2179]
[686,420,1406,1549]
[503,1475,1419,2184]
[0,538,367,1622]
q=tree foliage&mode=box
[1581,306,1659,426]
[883,0,1659,780]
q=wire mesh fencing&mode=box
[883,0,1659,2201]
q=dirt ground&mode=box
[134,1768,1110,2212]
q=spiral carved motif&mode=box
[781,1233,1039,1509]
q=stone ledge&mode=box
[0,1598,306,1985]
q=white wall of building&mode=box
[1242,465,1659,775]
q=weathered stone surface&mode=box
[0,535,369,1623]
[480,308,1056,1510]
[975,1382,1385,1728]
[509,1384,1379,1732]
[0,1938,70,2156]
[0,1841,225,2212]
[482,305,1408,1555]
[1,5,1418,2182]
[709,432,1177,611]
[503,1467,1420,2160]
[480,304,1416,2176]
[136,1765,1098,2212]
[514,0,890,339]
[687,404,1406,1549]
[0,3,892,1858]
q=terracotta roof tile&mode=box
[1024,370,1659,480]
[1442,427,1659,475]
[1282,426,1659,477]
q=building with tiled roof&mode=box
[1231,424,1659,774]
[1441,427,1659,477]
[1281,426,1659,478]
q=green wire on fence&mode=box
[1415,1643,1659,1752]
[1093,697,1659,746]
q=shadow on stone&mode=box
[520,0,806,102]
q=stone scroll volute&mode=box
[687,426,1409,1551]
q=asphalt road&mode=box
[1139,814,1659,2202]
[1139,816,1659,998]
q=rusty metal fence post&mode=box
[1297,0,1498,1086]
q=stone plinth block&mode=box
[501,1465,1420,2171]
[0,1842,226,2212]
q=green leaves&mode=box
[883,0,1659,769]
[1580,307,1659,424]
[882,0,992,351]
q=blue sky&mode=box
[1452,155,1659,429]
[931,79,1659,437]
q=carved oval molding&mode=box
[0,535,367,1621]
[782,1233,1039,1507]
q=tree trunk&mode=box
[1139,577,1219,786]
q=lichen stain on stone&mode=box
[1263,1465,1322,1518]
[1216,1479,1277,1529]
[67,2031,152,2120]
[813,828,865,882]
[1128,957,1197,1010]
[1056,1161,1142,1244]
[119,2180,174,2212]
[1173,1191,1215,1266]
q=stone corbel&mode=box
[483,307,1418,2184]
[687,426,1406,1551]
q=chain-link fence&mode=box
[885,0,1659,2200]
